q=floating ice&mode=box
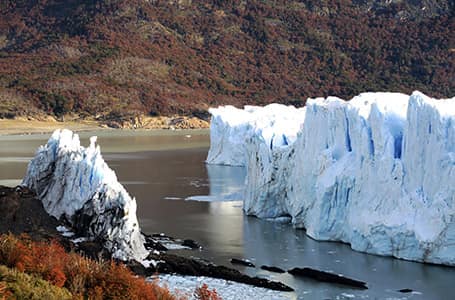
[23,129,147,261]
[207,91,455,266]
[154,274,292,300]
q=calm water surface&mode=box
[0,130,453,300]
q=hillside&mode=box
[0,0,453,120]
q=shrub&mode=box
[0,265,71,300]
[0,234,175,299]
[194,283,222,300]
[0,281,12,300]
[0,234,69,287]
[0,234,218,299]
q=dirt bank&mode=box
[0,115,209,136]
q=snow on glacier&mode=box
[22,129,148,261]
[207,91,455,266]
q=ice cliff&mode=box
[207,91,455,266]
[206,104,306,166]
[22,129,148,261]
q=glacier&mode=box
[206,104,306,166]
[207,91,455,266]
[22,129,148,261]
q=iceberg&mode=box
[207,91,455,266]
[22,129,148,261]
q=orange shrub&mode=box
[0,234,219,300]
[0,234,176,299]
[194,284,222,300]
[0,281,11,300]
[0,234,31,272]
[0,235,68,287]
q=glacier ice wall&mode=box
[207,91,455,265]
[206,105,258,166]
[22,129,148,261]
[206,104,305,166]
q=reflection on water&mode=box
[186,165,246,201]
[207,164,246,200]
[1,131,454,299]
[0,179,22,186]
[0,129,209,187]
[242,217,454,299]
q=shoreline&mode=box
[0,185,294,295]
[0,119,105,136]
[0,115,210,136]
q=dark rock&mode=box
[288,267,368,289]
[169,117,185,125]
[127,260,156,276]
[150,253,293,292]
[192,110,211,121]
[0,185,292,294]
[150,233,173,239]
[182,239,200,249]
[144,232,201,251]
[144,237,168,251]
[76,240,111,261]
[231,258,255,268]
[260,265,286,273]
[0,185,118,261]
[398,288,413,293]
[0,185,61,241]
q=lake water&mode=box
[0,130,453,300]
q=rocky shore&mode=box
[1,184,372,294]
[0,184,294,292]
[0,185,61,241]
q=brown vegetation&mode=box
[0,233,227,299]
[0,186,227,299]
[0,0,452,120]
[193,284,222,300]
[0,234,176,299]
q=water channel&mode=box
[0,130,453,299]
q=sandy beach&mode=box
[0,116,209,136]
[0,118,105,136]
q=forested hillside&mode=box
[0,0,453,119]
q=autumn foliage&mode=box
[0,281,11,300]
[0,0,453,119]
[0,234,176,299]
[0,234,223,299]
[194,284,222,300]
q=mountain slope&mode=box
[0,0,453,119]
